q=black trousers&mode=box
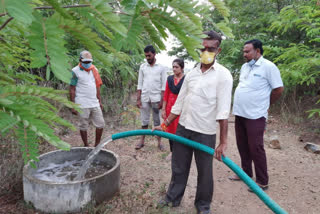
[169,140,173,152]
[165,124,216,212]
[235,116,268,185]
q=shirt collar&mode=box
[147,63,158,67]
[197,61,216,74]
[146,59,159,67]
[254,56,264,66]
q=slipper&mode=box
[228,176,241,181]
[248,184,268,193]
[135,143,144,150]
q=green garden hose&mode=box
[112,129,287,214]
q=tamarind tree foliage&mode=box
[269,2,320,117]
[170,0,320,118]
[0,0,230,165]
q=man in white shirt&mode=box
[230,39,284,191]
[156,31,233,214]
[136,45,167,150]
[69,51,105,147]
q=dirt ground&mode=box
[1,112,319,214]
[66,113,320,214]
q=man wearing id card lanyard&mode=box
[230,39,284,192]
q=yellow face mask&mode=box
[200,51,216,65]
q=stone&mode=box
[268,136,281,149]
[299,133,320,143]
[304,142,320,154]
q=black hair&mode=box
[144,45,156,54]
[203,30,222,46]
[172,58,184,69]
[245,39,264,55]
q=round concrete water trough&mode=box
[23,147,120,213]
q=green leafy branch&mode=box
[0,72,80,165]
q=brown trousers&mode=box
[235,116,268,185]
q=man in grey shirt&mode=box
[136,45,167,150]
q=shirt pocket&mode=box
[249,72,268,90]
[202,87,217,105]
[194,82,217,105]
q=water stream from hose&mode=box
[75,137,112,181]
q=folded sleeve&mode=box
[216,71,233,120]
[267,64,283,89]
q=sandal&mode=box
[135,143,144,150]
[158,144,165,151]
[228,175,241,181]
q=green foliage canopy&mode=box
[221,0,320,117]
[0,0,232,164]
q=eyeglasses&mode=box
[81,61,92,64]
[200,47,218,53]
